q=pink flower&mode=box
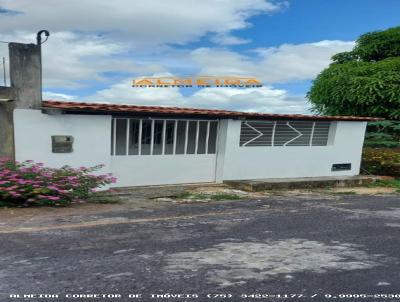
[1,160,111,206]
[4,185,18,191]
[46,196,60,201]
[17,179,29,185]
[9,192,22,198]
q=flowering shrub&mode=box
[361,148,400,177]
[0,158,117,207]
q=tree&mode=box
[307,26,400,120]
[364,120,400,148]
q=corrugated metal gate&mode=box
[110,117,219,186]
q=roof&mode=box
[41,100,383,122]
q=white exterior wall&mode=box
[14,109,112,174]
[13,109,368,187]
[111,155,216,187]
[220,120,367,180]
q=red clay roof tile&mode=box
[41,100,383,121]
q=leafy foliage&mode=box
[308,26,400,120]
[364,121,400,148]
[361,148,400,177]
[0,158,116,207]
[353,27,400,62]
[308,57,400,119]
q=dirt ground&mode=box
[0,184,397,233]
[188,185,397,197]
[0,187,399,301]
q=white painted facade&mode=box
[111,155,217,187]
[220,120,367,180]
[14,109,111,172]
[13,109,367,187]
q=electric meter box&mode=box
[51,135,74,153]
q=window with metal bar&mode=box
[115,119,127,155]
[175,121,187,155]
[240,121,274,146]
[186,121,197,154]
[312,122,331,146]
[240,120,331,147]
[111,118,218,156]
[197,121,208,154]
[128,119,140,155]
[208,122,218,153]
[141,120,152,155]
[153,120,164,155]
[165,121,175,155]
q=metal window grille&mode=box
[240,120,331,147]
[111,118,218,156]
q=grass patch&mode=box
[85,192,121,204]
[331,191,358,195]
[176,191,193,199]
[209,193,243,201]
[368,179,400,192]
[176,191,243,201]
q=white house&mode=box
[0,41,380,187]
[12,100,379,188]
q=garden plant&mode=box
[0,158,116,207]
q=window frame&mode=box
[111,117,219,156]
[239,120,332,147]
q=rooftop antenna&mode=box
[2,57,6,86]
[36,30,50,45]
[36,30,50,102]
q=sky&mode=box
[0,0,399,114]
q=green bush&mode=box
[361,148,400,177]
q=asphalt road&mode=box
[1,194,400,302]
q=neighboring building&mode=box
[13,101,378,187]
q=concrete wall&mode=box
[111,155,216,187]
[0,101,15,159]
[215,119,228,183]
[14,109,112,174]
[13,109,218,187]
[13,109,367,187]
[0,43,42,158]
[9,43,42,109]
[221,120,367,180]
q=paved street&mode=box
[1,194,400,301]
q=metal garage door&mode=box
[110,117,219,187]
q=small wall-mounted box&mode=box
[52,135,74,153]
[332,163,351,171]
